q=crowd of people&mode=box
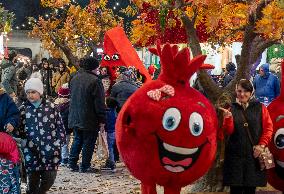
[0,49,282,194]
[0,50,141,194]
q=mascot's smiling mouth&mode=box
[157,137,206,173]
[275,160,284,179]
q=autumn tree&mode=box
[29,0,122,66]
[0,4,14,33]
[127,1,284,191]
[128,0,284,104]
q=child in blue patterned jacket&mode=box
[17,77,66,194]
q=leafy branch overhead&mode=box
[29,0,122,65]
[129,0,284,47]
[0,4,14,33]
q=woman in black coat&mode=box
[220,79,273,194]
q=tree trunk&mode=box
[181,14,222,103]
[49,33,79,68]
[176,1,274,192]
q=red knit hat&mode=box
[58,83,70,97]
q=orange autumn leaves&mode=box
[31,0,120,58]
[256,1,284,40]
[130,0,284,46]
[41,0,71,8]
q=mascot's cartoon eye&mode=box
[189,112,204,136]
[103,55,111,61]
[162,108,181,131]
[274,128,284,149]
[112,54,120,61]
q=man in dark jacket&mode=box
[68,57,106,173]
[111,67,139,110]
[222,62,236,87]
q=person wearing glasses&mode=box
[220,79,273,194]
[253,63,280,106]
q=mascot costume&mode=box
[101,26,151,84]
[116,41,218,194]
[267,60,284,192]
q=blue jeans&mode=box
[68,129,99,170]
[107,132,115,164]
[61,134,70,161]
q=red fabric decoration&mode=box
[267,60,284,192]
[134,3,209,47]
[100,26,151,84]
[116,41,218,194]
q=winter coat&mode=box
[253,64,280,102]
[105,108,117,133]
[40,68,53,96]
[54,98,72,134]
[68,69,106,131]
[0,133,21,193]
[52,71,70,93]
[16,66,31,81]
[0,157,21,194]
[17,99,66,173]
[0,60,17,95]
[0,88,20,132]
[222,70,236,87]
[222,101,273,187]
[110,80,139,108]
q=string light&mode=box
[116,2,119,6]
[113,6,116,10]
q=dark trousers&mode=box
[69,129,99,170]
[26,170,57,194]
[113,140,120,162]
[230,186,256,194]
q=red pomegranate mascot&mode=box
[101,26,151,83]
[267,60,284,192]
[116,41,218,194]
